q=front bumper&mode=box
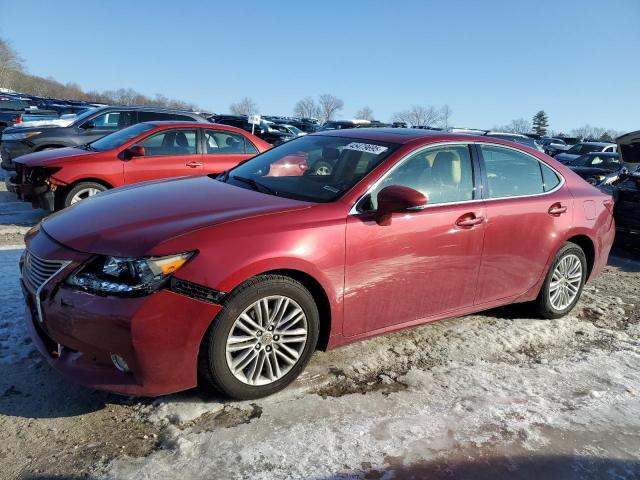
[1,140,33,170]
[23,231,223,396]
[5,175,55,211]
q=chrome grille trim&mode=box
[22,250,71,325]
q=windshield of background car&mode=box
[69,107,98,126]
[223,135,400,202]
[88,123,155,151]
[571,154,620,168]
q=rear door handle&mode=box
[186,161,203,168]
[455,213,484,227]
[548,203,567,215]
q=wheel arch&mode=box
[260,268,332,351]
[54,178,114,209]
[565,234,595,280]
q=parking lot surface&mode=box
[0,174,639,479]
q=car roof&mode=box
[311,127,489,145]
[92,105,202,115]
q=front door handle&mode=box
[186,161,203,168]
[548,203,567,215]
[455,213,484,227]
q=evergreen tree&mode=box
[532,110,549,136]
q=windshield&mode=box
[287,125,303,135]
[567,143,602,155]
[70,107,99,126]
[221,135,400,202]
[88,123,155,151]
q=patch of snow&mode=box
[0,246,32,364]
[149,397,224,425]
[107,348,640,480]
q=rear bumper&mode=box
[5,175,55,211]
[23,231,223,396]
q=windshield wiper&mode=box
[77,143,97,151]
[231,175,277,195]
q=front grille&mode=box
[22,250,67,291]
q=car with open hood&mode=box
[21,129,614,399]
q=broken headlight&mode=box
[67,252,195,296]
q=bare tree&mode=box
[293,97,320,119]
[493,118,532,134]
[570,124,621,141]
[229,97,259,116]
[392,105,442,127]
[317,94,344,123]
[438,105,452,128]
[0,38,22,89]
[355,106,374,121]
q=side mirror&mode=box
[80,121,95,130]
[125,146,145,159]
[375,185,427,226]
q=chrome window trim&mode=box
[349,141,566,215]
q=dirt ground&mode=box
[0,175,639,480]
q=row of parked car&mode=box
[1,97,637,246]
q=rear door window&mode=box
[204,130,252,154]
[138,129,198,156]
[480,145,545,198]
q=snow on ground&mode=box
[0,247,31,365]
[107,279,640,480]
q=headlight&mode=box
[67,252,195,296]
[2,131,42,141]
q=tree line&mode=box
[0,37,197,111]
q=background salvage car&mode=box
[7,122,270,210]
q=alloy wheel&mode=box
[225,295,308,386]
[548,253,583,311]
[70,187,102,204]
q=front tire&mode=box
[199,275,319,399]
[62,181,107,208]
[535,242,587,319]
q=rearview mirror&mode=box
[80,121,95,130]
[375,185,427,226]
[125,146,145,158]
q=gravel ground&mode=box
[0,172,639,480]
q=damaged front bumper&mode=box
[6,170,57,212]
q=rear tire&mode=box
[198,275,319,399]
[535,242,587,319]
[62,181,108,208]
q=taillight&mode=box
[14,115,22,124]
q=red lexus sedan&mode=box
[21,129,615,399]
[8,122,271,211]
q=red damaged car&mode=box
[21,129,615,399]
[8,122,271,211]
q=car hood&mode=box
[15,146,94,167]
[554,153,578,162]
[41,175,311,257]
[569,166,612,176]
[3,124,66,134]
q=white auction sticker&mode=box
[344,142,388,155]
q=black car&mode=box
[209,114,294,145]
[263,116,319,133]
[566,152,622,184]
[0,95,58,133]
[1,106,206,170]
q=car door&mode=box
[474,144,572,305]
[343,143,486,337]
[77,110,135,143]
[201,129,256,174]
[123,128,203,184]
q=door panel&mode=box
[474,189,572,303]
[344,202,486,336]
[124,128,202,184]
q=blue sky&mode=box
[1,0,638,132]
